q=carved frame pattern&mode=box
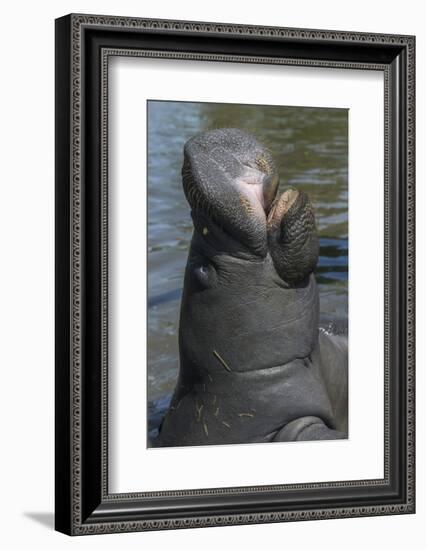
[55,13,415,535]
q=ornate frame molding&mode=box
[55,13,415,535]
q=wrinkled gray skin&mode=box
[157,128,348,447]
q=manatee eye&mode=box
[193,263,216,289]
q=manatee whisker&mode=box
[222,421,230,428]
[195,402,203,422]
[239,194,254,215]
[213,350,232,372]
[203,422,209,436]
[187,184,197,203]
[238,413,254,418]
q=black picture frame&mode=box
[55,13,415,535]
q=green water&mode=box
[147,100,348,405]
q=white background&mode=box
[110,59,384,493]
[0,0,423,548]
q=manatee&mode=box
[157,128,348,447]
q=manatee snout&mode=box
[182,128,319,284]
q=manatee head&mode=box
[182,128,319,285]
[178,128,321,374]
[182,128,277,256]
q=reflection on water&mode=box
[147,100,348,415]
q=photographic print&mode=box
[147,100,348,448]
